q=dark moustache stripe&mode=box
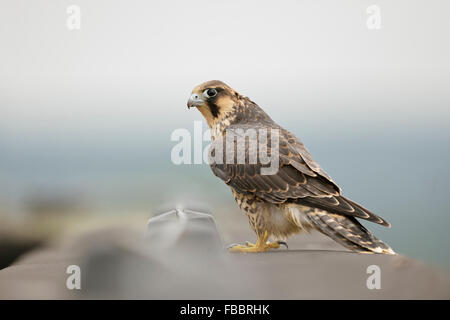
[206,87,225,118]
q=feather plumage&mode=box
[189,80,395,254]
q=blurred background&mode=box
[0,0,449,270]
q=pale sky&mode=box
[1,0,449,141]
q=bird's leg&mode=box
[228,231,282,253]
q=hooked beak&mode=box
[187,93,204,109]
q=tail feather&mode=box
[306,209,395,254]
[297,196,391,227]
[306,211,371,253]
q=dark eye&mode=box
[203,88,217,98]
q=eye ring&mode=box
[203,88,217,98]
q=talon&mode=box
[245,241,256,247]
[228,244,253,252]
[227,241,256,250]
[276,241,288,249]
[227,243,240,250]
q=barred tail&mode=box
[305,209,395,254]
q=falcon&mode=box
[187,80,395,254]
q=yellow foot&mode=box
[228,231,287,253]
[229,241,280,253]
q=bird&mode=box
[187,80,395,254]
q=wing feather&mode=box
[209,123,389,226]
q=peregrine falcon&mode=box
[187,80,395,254]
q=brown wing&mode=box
[209,123,390,227]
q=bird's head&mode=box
[187,80,240,127]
